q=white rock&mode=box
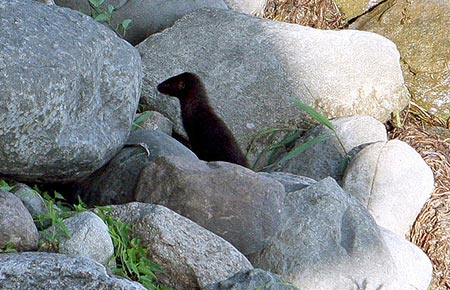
[380,227,433,290]
[343,140,434,237]
[223,0,267,15]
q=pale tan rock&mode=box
[351,0,450,119]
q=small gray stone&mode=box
[342,140,434,237]
[204,268,297,290]
[223,0,267,15]
[11,183,49,220]
[0,190,38,251]
[135,156,286,255]
[110,203,253,289]
[0,252,146,289]
[56,211,114,267]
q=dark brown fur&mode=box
[157,72,249,167]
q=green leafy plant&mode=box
[132,111,154,131]
[253,99,350,170]
[7,183,168,289]
[284,99,349,166]
[35,191,72,252]
[84,0,132,37]
[0,242,17,253]
[96,206,171,290]
[0,179,13,191]
[247,127,303,169]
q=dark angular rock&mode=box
[135,156,286,255]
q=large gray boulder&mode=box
[138,8,409,163]
[135,156,286,255]
[110,203,253,290]
[55,0,228,45]
[343,140,434,238]
[0,252,146,289]
[259,172,316,193]
[0,0,141,182]
[250,177,401,289]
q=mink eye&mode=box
[178,80,186,90]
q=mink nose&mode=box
[157,82,168,94]
[156,83,164,92]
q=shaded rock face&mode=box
[138,8,409,164]
[55,0,228,45]
[0,190,39,251]
[259,172,316,193]
[110,203,253,290]
[11,183,50,227]
[350,0,450,119]
[0,0,141,182]
[250,177,400,289]
[135,156,286,255]
[268,115,387,182]
[0,252,146,290]
[204,268,297,290]
[70,129,197,206]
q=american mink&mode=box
[157,72,249,167]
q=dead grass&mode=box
[263,0,345,29]
[389,102,450,289]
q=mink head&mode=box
[157,72,205,100]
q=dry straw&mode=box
[263,0,345,29]
[390,102,450,289]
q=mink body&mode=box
[157,72,249,167]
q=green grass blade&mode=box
[292,99,335,131]
[132,111,153,131]
[280,134,332,163]
[268,131,301,150]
